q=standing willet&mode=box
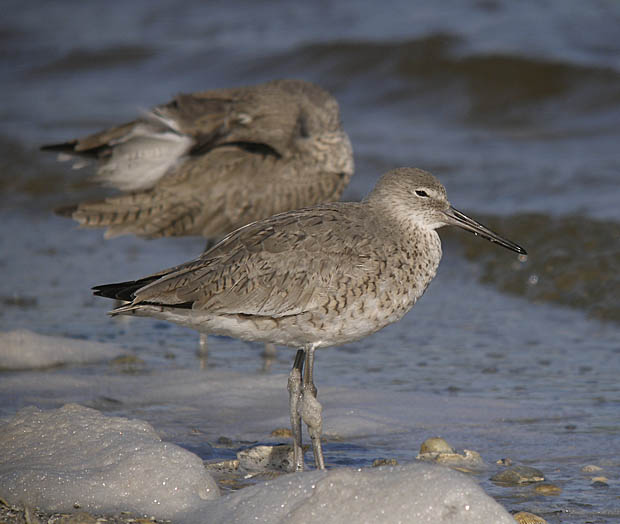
[93,167,526,471]
[45,79,353,359]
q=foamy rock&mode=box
[0,330,126,370]
[199,462,514,524]
[0,404,219,519]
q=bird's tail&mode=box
[57,191,202,239]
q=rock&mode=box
[58,512,98,524]
[216,436,234,446]
[417,439,485,472]
[533,483,562,496]
[581,464,603,473]
[372,458,399,467]
[591,476,609,488]
[438,449,485,470]
[270,427,293,438]
[513,511,548,524]
[205,459,240,474]
[110,354,146,373]
[237,444,295,472]
[24,506,43,524]
[419,436,455,454]
[491,465,545,484]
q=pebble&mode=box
[591,476,609,488]
[237,444,295,472]
[204,458,264,492]
[23,506,42,524]
[110,354,144,365]
[270,427,293,438]
[513,511,548,524]
[417,437,485,472]
[491,465,545,485]
[59,512,100,524]
[216,436,234,446]
[418,437,455,454]
[110,354,146,373]
[533,483,562,496]
[0,501,172,524]
[372,458,399,467]
[581,464,603,473]
[204,459,240,474]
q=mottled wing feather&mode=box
[67,148,274,239]
[72,121,137,153]
[131,203,382,318]
[70,189,207,239]
[153,146,346,239]
[43,91,240,192]
[161,92,234,138]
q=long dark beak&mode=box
[444,207,527,255]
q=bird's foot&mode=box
[300,383,325,470]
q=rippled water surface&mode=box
[1,1,619,522]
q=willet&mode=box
[45,79,353,359]
[44,79,353,240]
[93,167,526,471]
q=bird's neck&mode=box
[294,131,354,176]
[368,199,443,271]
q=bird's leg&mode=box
[198,334,208,369]
[261,342,277,372]
[263,342,277,358]
[287,349,305,471]
[301,345,325,470]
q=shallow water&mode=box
[1,1,619,522]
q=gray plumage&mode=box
[94,167,526,470]
[45,79,354,240]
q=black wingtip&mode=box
[93,281,139,302]
[40,140,78,153]
[93,275,162,302]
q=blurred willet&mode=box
[93,167,526,471]
[44,78,354,360]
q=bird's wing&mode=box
[40,85,271,193]
[41,112,195,192]
[43,80,345,193]
[62,140,348,240]
[58,148,253,239]
[124,203,383,318]
[58,187,207,239]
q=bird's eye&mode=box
[415,190,429,197]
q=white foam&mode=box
[0,330,126,370]
[0,404,219,520]
[0,403,514,524]
[0,333,549,522]
[194,461,515,523]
